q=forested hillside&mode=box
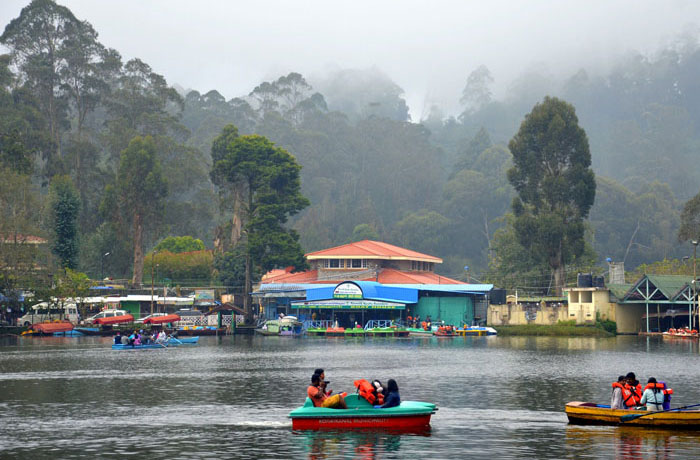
[2,0,700,294]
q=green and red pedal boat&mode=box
[289,394,436,430]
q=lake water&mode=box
[2,334,700,459]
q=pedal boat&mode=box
[111,336,199,349]
[565,401,700,428]
[289,394,436,430]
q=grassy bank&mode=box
[493,324,615,337]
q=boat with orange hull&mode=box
[290,394,436,430]
[565,401,700,428]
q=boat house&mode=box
[254,240,493,328]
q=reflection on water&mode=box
[2,334,700,458]
[294,429,428,459]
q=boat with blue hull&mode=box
[112,336,199,349]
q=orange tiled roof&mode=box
[366,268,463,284]
[260,268,464,285]
[261,269,319,284]
[305,240,442,263]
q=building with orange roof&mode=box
[255,240,493,330]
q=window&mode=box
[581,291,592,303]
[362,259,367,268]
[351,259,362,268]
[329,259,340,268]
[411,261,417,270]
[322,260,329,268]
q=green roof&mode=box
[607,283,633,302]
[644,275,692,300]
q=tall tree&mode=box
[108,136,168,286]
[211,132,309,318]
[460,65,494,113]
[1,0,76,173]
[49,175,80,268]
[679,190,700,243]
[507,96,596,295]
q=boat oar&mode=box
[169,337,183,345]
[620,403,700,422]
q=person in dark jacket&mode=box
[376,379,401,408]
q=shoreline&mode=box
[493,324,615,337]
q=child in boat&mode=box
[611,375,625,409]
[376,379,400,408]
[640,377,664,411]
[308,374,347,409]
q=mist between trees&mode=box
[2,0,700,298]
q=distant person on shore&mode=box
[611,375,626,409]
[376,379,401,409]
[640,377,665,411]
[308,373,346,409]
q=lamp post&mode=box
[101,252,110,280]
[464,265,470,283]
[693,240,698,329]
[150,250,158,315]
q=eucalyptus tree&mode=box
[507,96,596,295]
[49,175,80,269]
[211,129,309,318]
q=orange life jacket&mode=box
[644,382,673,395]
[623,383,642,407]
[354,379,378,404]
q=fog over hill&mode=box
[1,0,697,118]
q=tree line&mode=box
[2,0,700,302]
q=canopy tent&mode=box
[143,314,180,324]
[95,314,134,325]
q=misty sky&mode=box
[1,0,698,118]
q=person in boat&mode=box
[114,331,122,345]
[624,372,642,407]
[156,330,167,343]
[376,379,400,409]
[308,374,347,409]
[610,375,626,409]
[640,377,665,411]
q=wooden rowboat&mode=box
[566,401,700,428]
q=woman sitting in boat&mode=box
[640,377,665,411]
[376,379,401,409]
[308,374,347,409]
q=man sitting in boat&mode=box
[308,374,347,409]
[623,372,642,407]
[114,331,122,345]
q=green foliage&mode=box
[679,191,700,243]
[349,224,380,243]
[154,236,205,254]
[212,133,310,275]
[214,247,251,290]
[631,258,696,278]
[494,324,613,337]
[507,96,596,294]
[49,175,80,269]
[143,250,213,283]
[0,168,46,293]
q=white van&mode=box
[18,302,80,326]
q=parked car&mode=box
[135,313,169,324]
[82,309,128,325]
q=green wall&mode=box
[119,301,141,318]
[414,296,474,326]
